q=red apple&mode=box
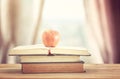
[42,29,60,47]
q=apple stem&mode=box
[48,49,54,56]
[48,49,51,55]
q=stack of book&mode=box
[9,45,90,73]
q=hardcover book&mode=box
[20,56,80,63]
[22,62,84,73]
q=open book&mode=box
[9,45,91,56]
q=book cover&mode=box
[22,61,84,73]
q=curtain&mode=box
[84,0,120,63]
[110,0,120,63]
[0,0,44,63]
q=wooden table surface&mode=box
[0,64,120,79]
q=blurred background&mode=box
[0,0,120,64]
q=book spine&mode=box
[22,63,84,73]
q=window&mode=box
[39,0,88,48]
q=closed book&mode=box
[22,62,84,73]
[20,56,80,63]
[9,45,90,56]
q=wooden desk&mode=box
[0,64,120,79]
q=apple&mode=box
[42,29,60,47]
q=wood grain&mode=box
[0,64,120,79]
